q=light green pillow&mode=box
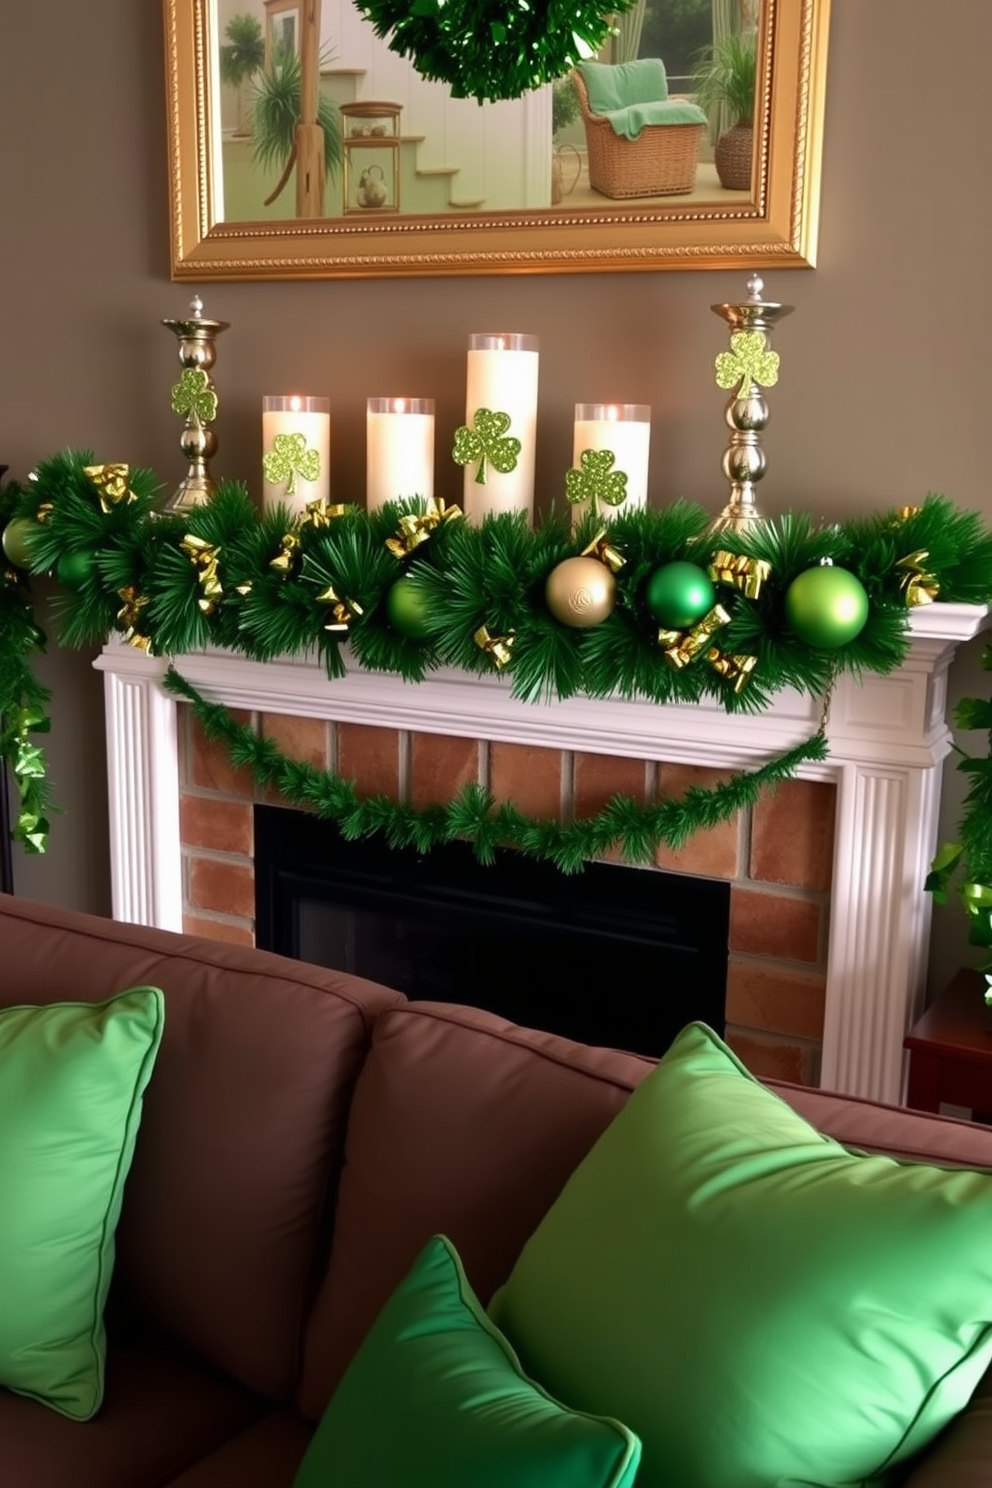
[293,1233,641,1488]
[490,1020,992,1488]
[0,987,165,1420]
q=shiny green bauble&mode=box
[545,555,616,628]
[645,561,716,630]
[386,574,432,639]
[56,548,97,592]
[2,517,37,570]
[783,564,869,649]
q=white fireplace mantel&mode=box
[95,602,989,1107]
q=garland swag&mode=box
[3,448,992,862]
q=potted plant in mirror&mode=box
[690,29,757,191]
[219,14,266,138]
[251,46,343,214]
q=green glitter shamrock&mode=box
[451,408,521,485]
[170,367,218,426]
[714,330,780,393]
[565,448,628,518]
[262,432,322,495]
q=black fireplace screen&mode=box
[254,804,729,1058]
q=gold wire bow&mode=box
[180,534,223,613]
[473,625,515,670]
[84,463,137,512]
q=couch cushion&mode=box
[158,1409,314,1488]
[0,1331,268,1488]
[0,987,164,1420]
[489,1021,992,1488]
[0,894,403,1403]
[298,1000,653,1417]
[299,997,992,1425]
[295,1234,641,1488]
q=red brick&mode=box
[180,794,253,855]
[182,914,255,947]
[338,724,400,799]
[189,710,256,797]
[259,712,330,769]
[724,1028,818,1086]
[729,886,821,963]
[751,778,836,890]
[409,733,479,810]
[489,743,562,819]
[725,958,827,1042]
[187,855,255,919]
[573,753,648,815]
[654,763,740,879]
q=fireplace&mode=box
[96,599,988,1105]
[253,803,729,1057]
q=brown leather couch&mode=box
[3,891,992,1488]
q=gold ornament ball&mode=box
[2,517,37,570]
[545,556,616,629]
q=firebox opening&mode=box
[254,804,729,1058]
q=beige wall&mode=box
[1,1,989,1000]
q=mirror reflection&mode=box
[213,0,760,225]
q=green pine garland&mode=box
[162,666,830,873]
[2,447,992,864]
[926,645,992,995]
[0,481,56,852]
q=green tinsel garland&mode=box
[926,644,992,994]
[0,482,56,852]
[3,447,992,861]
[353,0,634,103]
[163,666,829,873]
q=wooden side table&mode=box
[904,969,992,1117]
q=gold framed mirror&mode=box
[164,0,831,282]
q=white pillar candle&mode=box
[366,397,436,511]
[572,403,651,520]
[462,333,540,525]
[261,395,331,515]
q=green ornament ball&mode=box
[645,561,716,630]
[2,517,37,570]
[783,564,870,648]
[386,574,432,639]
[56,548,97,592]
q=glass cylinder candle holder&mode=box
[572,403,651,522]
[366,397,436,511]
[462,332,540,525]
[261,395,331,515]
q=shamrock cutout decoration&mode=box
[451,408,521,485]
[170,367,218,426]
[565,448,628,518]
[714,330,780,393]
[262,432,322,495]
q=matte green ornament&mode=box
[386,575,432,639]
[56,549,97,592]
[645,562,716,630]
[783,564,869,648]
[2,518,37,570]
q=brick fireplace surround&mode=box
[96,601,986,1107]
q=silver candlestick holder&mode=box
[160,294,230,514]
[709,273,793,535]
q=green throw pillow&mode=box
[490,1020,992,1488]
[0,987,165,1420]
[293,1234,641,1488]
